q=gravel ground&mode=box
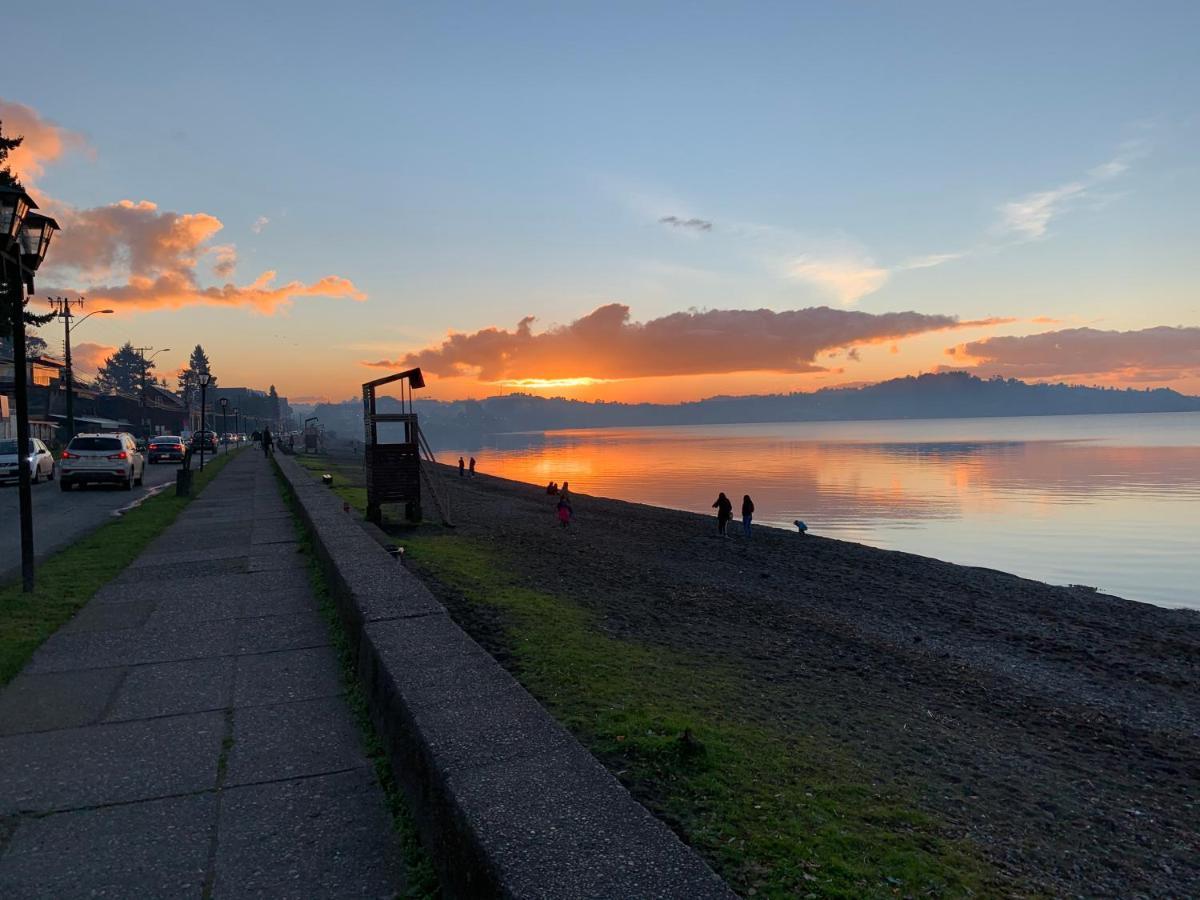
[413,460,1200,896]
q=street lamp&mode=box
[219,397,228,449]
[2,186,61,592]
[233,406,240,443]
[198,371,211,471]
[48,297,113,440]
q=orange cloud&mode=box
[6,100,364,315]
[385,303,1011,383]
[0,98,90,188]
[947,326,1200,382]
[71,342,116,374]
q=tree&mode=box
[0,119,54,346]
[268,384,280,426]
[177,344,215,401]
[95,342,151,395]
[0,328,47,358]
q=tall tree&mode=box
[0,119,54,345]
[95,342,151,395]
[0,328,47,358]
[177,344,215,406]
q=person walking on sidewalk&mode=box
[712,492,733,538]
[741,494,755,539]
[261,426,274,458]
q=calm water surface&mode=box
[444,412,1200,610]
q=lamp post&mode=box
[219,397,228,450]
[48,297,113,441]
[198,371,211,470]
[233,406,240,443]
[2,184,61,592]
[135,346,171,439]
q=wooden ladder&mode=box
[416,425,454,526]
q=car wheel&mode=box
[123,472,133,491]
[135,467,144,487]
[46,464,55,481]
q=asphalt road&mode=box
[0,446,232,585]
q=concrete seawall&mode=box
[274,454,733,899]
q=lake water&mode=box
[443,412,1200,610]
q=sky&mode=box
[5,1,1199,404]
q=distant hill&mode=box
[312,372,1200,449]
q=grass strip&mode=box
[273,461,440,900]
[290,452,999,898]
[0,451,239,685]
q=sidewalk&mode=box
[0,451,403,898]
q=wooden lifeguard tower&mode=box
[361,367,450,525]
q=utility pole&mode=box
[135,346,170,439]
[48,296,82,440]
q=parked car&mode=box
[190,430,219,453]
[148,435,188,464]
[59,432,145,491]
[0,438,55,484]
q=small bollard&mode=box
[322,473,333,487]
[175,467,193,497]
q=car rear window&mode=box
[69,437,123,452]
[151,437,182,444]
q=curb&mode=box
[274,454,734,899]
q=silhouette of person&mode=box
[469,456,476,477]
[459,456,465,478]
[742,494,755,539]
[261,427,274,458]
[560,480,570,500]
[712,492,733,537]
[557,495,573,527]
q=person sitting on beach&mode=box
[546,481,559,495]
[742,494,755,539]
[556,495,573,528]
[712,492,733,538]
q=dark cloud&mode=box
[659,215,713,232]
[382,303,1008,382]
[948,326,1200,381]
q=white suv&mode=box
[60,432,146,491]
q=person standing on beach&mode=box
[713,492,733,537]
[742,494,755,539]
[459,456,465,478]
[469,456,476,477]
[556,494,573,527]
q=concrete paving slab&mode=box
[225,697,366,786]
[0,710,224,814]
[212,768,399,900]
[116,557,248,583]
[103,657,235,722]
[130,544,250,567]
[0,792,215,899]
[232,610,330,656]
[233,646,344,708]
[59,598,158,634]
[0,668,124,736]
[25,619,240,674]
